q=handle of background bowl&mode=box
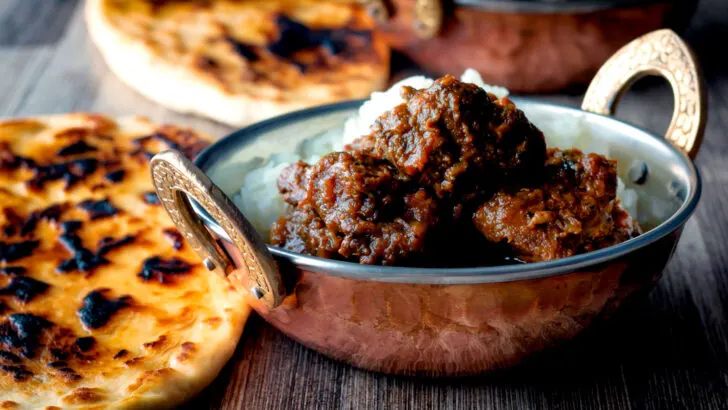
[581,29,707,159]
[150,150,284,309]
[360,0,443,39]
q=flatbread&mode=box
[86,0,390,126]
[0,114,249,408]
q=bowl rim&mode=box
[192,98,701,284]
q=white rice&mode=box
[232,70,639,238]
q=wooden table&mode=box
[2,1,727,408]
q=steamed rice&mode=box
[232,70,639,238]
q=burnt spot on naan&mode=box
[0,401,19,409]
[42,325,101,364]
[26,158,99,190]
[225,37,258,61]
[60,387,107,405]
[49,347,69,362]
[187,9,380,81]
[134,127,209,160]
[57,221,135,274]
[53,127,92,141]
[162,228,183,250]
[46,362,82,382]
[74,336,95,352]
[142,192,160,205]
[1,208,23,236]
[0,142,34,171]
[125,368,177,393]
[77,289,132,329]
[59,220,82,233]
[266,15,373,66]
[104,169,125,183]
[57,366,82,382]
[0,313,53,358]
[0,277,50,303]
[137,257,193,284]
[17,204,64,237]
[175,341,196,363]
[194,55,218,71]
[0,142,17,169]
[134,133,180,150]
[113,349,129,360]
[0,240,40,263]
[0,267,26,276]
[57,221,109,273]
[56,140,98,157]
[0,364,33,381]
[131,149,155,163]
[77,199,119,220]
[0,350,21,364]
[123,356,146,367]
[142,335,167,351]
[46,361,68,368]
[96,235,135,256]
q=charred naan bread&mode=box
[0,114,249,408]
[86,0,390,126]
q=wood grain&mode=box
[1,1,727,408]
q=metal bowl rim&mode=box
[192,98,701,284]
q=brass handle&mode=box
[581,29,707,159]
[150,150,284,308]
[360,0,442,39]
[413,0,443,39]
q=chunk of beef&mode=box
[336,189,437,265]
[473,149,639,262]
[271,152,438,265]
[270,206,341,259]
[306,152,403,235]
[353,75,546,200]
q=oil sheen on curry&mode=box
[270,76,640,266]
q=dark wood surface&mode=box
[1,1,727,408]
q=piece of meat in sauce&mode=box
[352,74,546,200]
[271,152,438,265]
[473,148,639,262]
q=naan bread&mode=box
[86,0,390,126]
[0,114,249,408]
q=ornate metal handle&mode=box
[360,0,442,39]
[581,29,707,159]
[150,150,284,308]
[413,0,443,39]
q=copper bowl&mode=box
[150,30,706,376]
[371,0,699,92]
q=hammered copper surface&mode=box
[234,233,677,375]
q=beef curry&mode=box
[270,75,639,266]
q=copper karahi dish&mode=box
[150,30,705,376]
[366,0,699,92]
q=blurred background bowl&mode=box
[376,0,699,92]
